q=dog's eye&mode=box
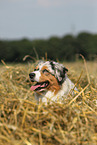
[34,68,39,71]
[42,69,49,74]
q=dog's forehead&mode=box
[37,61,64,72]
[38,61,53,71]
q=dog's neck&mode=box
[34,91,48,104]
[34,77,77,104]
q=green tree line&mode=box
[0,32,97,62]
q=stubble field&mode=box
[0,60,97,145]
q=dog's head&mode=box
[29,61,68,93]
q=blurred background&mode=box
[0,0,97,62]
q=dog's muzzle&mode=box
[29,72,49,92]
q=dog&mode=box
[29,61,77,104]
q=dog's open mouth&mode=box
[31,81,49,92]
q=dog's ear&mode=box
[49,61,68,85]
[56,66,68,85]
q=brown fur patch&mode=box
[35,65,39,70]
[39,66,60,94]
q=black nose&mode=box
[29,73,35,79]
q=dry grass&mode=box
[0,60,97,145]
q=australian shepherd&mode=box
[29,61,77,104]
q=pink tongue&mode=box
[31,85,41,91]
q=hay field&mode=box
[0,60,97,145]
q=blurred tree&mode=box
[77,32,97,60]
[0,32,97,62]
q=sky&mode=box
[0,0,97,40]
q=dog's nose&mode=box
[29,73,35,79]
